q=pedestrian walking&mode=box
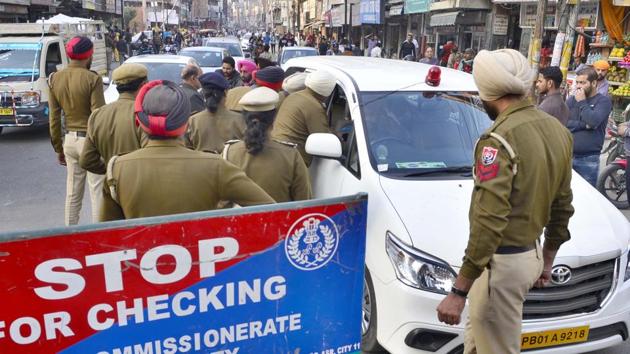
[399,33,416,60]
[370,42,382,58]
[79,63,148,176]
[458,48,475,73]
[101,80,274,221]
[436,49,575,354]
[318,37,329,56]
[271,70,336,166]
[179,64,205,115]
[105,32,113,74]
[440,39,455,66]
[217,56,243,89]
[270,34,277,54]
[223,87,312,202]
[536,66,570,126]
[186,72,246,153]
[566,67,613,186]
[48,36,106,225]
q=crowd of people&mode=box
[48,35,338,225]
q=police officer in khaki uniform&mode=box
[282,72,307,95]
[225,66,287,112]
[223,87,312,202]
[436,49,574,354]
[49,36,106,225]
[101,80,274,221]
[271,69,336,166]
[186,72,246,153]
[80,63,148,175]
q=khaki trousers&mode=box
[464,244,543,354]
[63,132,104,225]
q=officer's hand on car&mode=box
[436,293,466,326]
[57,152,66,166]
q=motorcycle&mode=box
[602,121,626,165]
[135,39,153,56]
[163,43,177,55]
[596,157,628,209]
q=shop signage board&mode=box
[0,195,368,354]
[360,0,382,24]
[329,5,345,27]
[493,14,508,35]
[405,0,430,14]
[519,3,557,29]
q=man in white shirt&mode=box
[371,42,382,58]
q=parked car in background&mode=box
[278,46,318,70]
[104,55,196,103]
[202,37,248,65]
[285,56,630,354]
[179,47,228,73]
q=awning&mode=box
[389,4,404,16]
[430,11,459,27]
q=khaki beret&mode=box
[112,63,148,85]
[239,87,279,112]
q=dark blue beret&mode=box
[199,72,230,90]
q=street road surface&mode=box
[0,126,628,353]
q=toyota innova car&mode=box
[283,56,630,354]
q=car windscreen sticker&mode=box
[377,164,389,172]
[395,162,448,169]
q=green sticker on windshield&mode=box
[395,162,448,169]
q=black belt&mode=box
[67,131,87,137]
[495,245,535,254]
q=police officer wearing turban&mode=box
[436,49,574,354]
[80,63,149,175]
[226,66,287,112]
[282,72,307,95]
[101,80,274,221]
[48,36,106,225]
[271,70,336,166]
[223,87,311,203]
[186,72,246,153]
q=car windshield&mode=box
[137,62,188,83]
[0,43,41,78]
[361,91,492,176]
[179,50,222,67]
[204,42,242,57]
[281,49,317,64]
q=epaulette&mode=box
[89,70,100,76]
[47,72,56,88]
[225,139,241,145]
[273,139,297,148]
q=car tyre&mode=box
[362,267,386,353]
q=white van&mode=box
[284,56,630,354]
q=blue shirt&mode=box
[566,93,612,155]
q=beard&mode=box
[598,73,606,81]
[242,73,252,82]
[583,85,593,98]
[482,100,499,121]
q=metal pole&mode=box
[528,0,548,95]
[559,0,581,79]
[550,0,567,67]
[349,3,352,43]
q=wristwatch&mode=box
[450,286,468,298]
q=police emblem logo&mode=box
[481,146,498,165]
[284,214,340,271]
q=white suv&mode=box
[284,56,630,354]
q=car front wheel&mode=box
[362,267,386,352]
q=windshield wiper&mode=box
[400,166,472,177]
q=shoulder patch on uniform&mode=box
[481,146,498,165]
[476,161,499,182]
[273,139,297,147]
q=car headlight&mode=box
[385,232,456,294]
[18,91,40,107]
[624,246,630,282]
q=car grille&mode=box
[0,94,21,107]
[523,258,616,320]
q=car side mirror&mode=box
[305,133,342,159]
[102,76,111,86]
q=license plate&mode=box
[521,326,589,350]
[0,108,13,115]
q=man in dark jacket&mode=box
[217,56,243,89]
[399,33,416,60]
[179,64,205,115]
[566,67,613,186]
